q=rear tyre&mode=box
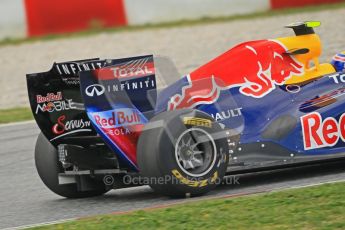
[35,133,108,198]
[137,109,229,197]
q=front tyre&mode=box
[137,109,229,197]
[35,133,108,198]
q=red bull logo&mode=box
[168,40,304,110]
[89,108,145,166]
[91,108,143,129]
[301,112,345,150]
[94,110,142,128]
[36,92,62,103]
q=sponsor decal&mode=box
[301,112,345,150]
[111,64,153,78]
[105,128,131,136]
[168,40,303,110]
[35,99,77,114]
[55,62,104,75]
[85,78,155,97]
[211,108,243,121]
[95,57,155,80]
[104,78,155,91]
[85,84,105,97]
[35,92,79,114]
[86,108,146,168]
[36,92,62,103]
[92,108,143,129]
[55,61,106,85]
[183,117,212,128]
[328,73,345,84]
[50,115,92,141]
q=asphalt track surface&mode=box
[0,122,344,229]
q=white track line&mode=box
[6,178,345,230]
[0,120,35,128]
[3,218,76,230]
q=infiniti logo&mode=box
[85,84,105,97]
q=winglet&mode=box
[285,21,321,36]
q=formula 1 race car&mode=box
[27,21,345,198]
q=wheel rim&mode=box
[175,128,217,177]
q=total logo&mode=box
[35,99,77,114]
[328,73,345,84]
[51,115,92,141]
[301,112,345,150]
[111,65,153,78]
[97,57,154,79]
[92,108,143,129]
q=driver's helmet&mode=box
[331,52,345,72]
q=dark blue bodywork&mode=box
[80,56,345,172]
[156,72,345,156]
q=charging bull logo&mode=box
[168,40,304,110]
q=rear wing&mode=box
[27,58,108,145]
[79,55,156,170]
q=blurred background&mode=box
[0,0,344,110]
[1,0,342,39]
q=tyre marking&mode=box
[172,169,218,187]
[183,117,212,128]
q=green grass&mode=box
[0,107,33,124]
[32,182,345,230]
[1,1,345,47]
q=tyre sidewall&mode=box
[139,110,229,196]
[35,133,108,198]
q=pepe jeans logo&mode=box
[85,84,105,97]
